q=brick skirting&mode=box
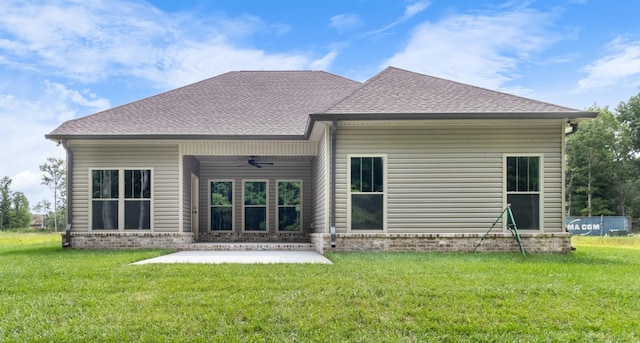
[310,232,572,254]
[62,231,572,253]
[62,232,194,249]
[197,231,310,243]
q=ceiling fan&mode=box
[243,156,274,168]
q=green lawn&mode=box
[1,232,639,342]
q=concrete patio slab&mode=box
[131,250,332,265]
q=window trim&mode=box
[347,154,388,232]
[89,168,154,231]
[208,179,234,232]
[503,154,544,231]
[242,179,269,232]
[276,179,303,233]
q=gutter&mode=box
[330,119,337,248]
[61,139,73,248]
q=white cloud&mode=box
[0,80,106,204]
[384,5,560,90]
[361,1,431,38]
[11,170,47,203]
[0,0,331,90]
[329,14,362,33]
[136,40,312,89]
[577,37,640,91]
[402,2,431,21]
[310,49,340,70]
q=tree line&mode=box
[566,91,640,218]
[0,157,65,231]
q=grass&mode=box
[1,232,639,342]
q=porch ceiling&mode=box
[193,155,314,163]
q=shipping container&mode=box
[565,216,631,236]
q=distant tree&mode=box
[40,157,66,231]
[617,92,640,151]
[616,92,640,217]
[32,199,52,230]
[566,106,634,216]
[0,176,12,229]
[10,192,31,229]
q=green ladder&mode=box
[474,204,527,257]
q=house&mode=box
[46,67,596,253]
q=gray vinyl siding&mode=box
[199,162,312,234]
[182,155,200,232]
[310,127,328,233]
[69,143,180,232]
[335,121,564,234]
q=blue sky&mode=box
[1,0,640,206]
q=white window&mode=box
[277,180,302,232]
[348,156,386,230]
[91,169,152,230]
[243,180,268,231]
[209,180,233,231]
[505,155,542,230]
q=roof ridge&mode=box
[318,66,395,114]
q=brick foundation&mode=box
[62,232,194,249]
[62,231,572,253]
[197,231,310,243]
[310,232,572,254]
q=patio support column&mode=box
[61,139,73,247]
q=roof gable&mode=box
[322,66,580,114]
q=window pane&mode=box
[507,157,540,192]
[124,200,151,230]
[517,158,529,192]
[351,157,384,193]
[279,207,300,231]
[527,157,540,191]
[125,170,151,199]
[92,170,118,199]
[508,194,539,230]
[278,181,300,206]
[211,207,232,231]
[92,200,118,229]
[506,157,516,192]
[244,182,266,206]
[351,194,383,230]
[351,158,361,192]
[245,207,267,231]
[211,181,233,206]
[361,157,373,192]
[373,157,383,192]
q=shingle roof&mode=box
[321,66,580,114]
[47,71,361,138]
[47,66,592,140]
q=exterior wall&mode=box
[335,120,564,234]
[310,125,329,233]
[182,155,200,232]
[69,141,180,233]
[197,161,312,242]
[310,233,572,254]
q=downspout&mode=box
[565,121,579,250]
[61,139,73,248]
[330,119,337,248]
